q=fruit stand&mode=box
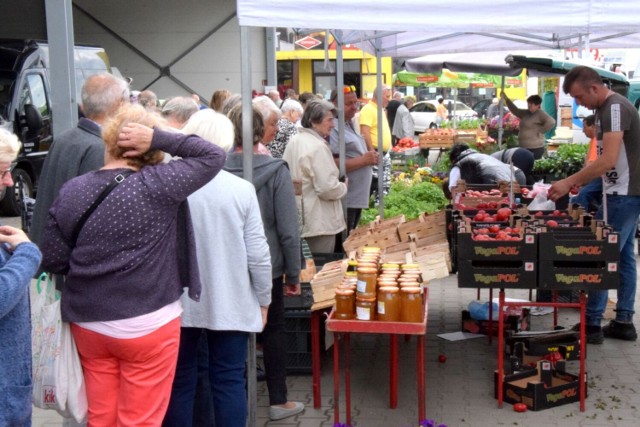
[449,183,620,412]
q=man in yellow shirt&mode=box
[359,86,392,202]
[360,86,392,152]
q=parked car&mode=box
[473,98,528,119]
[409,99,477,133]
[0,39,112,215]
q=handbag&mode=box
[32,273,88,422]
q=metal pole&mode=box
[240,26,256,427]
[335,31,348,236]
[375,37,385,218]
[498,75,505,148]
[45,0,77,138]
[266,28,277,87]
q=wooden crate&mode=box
[397,213,447,242]
[419,129,457,149]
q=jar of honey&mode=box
[400,287,423,323]
[355,296,376,320]
[356,267,378,298]
[335,288,355,320]
[346,259,358,273]
[377,286,400,322]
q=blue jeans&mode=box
[163,328,249,427]
[586,194,640,325]
[571,177,602,213]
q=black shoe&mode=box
[602,320,638,341]
[571,323,604,344]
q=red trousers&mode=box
[71,318,180,427]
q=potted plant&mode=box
[531,143,588,182]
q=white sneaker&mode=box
[269,402,304,420]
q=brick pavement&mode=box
[32,267,640,426]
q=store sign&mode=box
[295,36,322,50]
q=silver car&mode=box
[409,99,477,133]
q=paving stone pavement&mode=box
[24,209,640,427]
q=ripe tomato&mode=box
[534,211,544,217]
[496,207,512,221]
[473,213,485,222]
[547,220,558,227]
[489,225,500,233]
[438,354,447,363]
[513,403,527,412]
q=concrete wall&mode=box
[0,0,267,102]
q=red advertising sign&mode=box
[295,36,322,50]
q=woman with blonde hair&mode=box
[41,104,226,426]
[0,128,42,426]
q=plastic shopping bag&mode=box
[31,273,87,422]
[527,181,556,211]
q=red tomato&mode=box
[534,211,544,217]
[438,354,447,363]
[547,220,558,228]
[513,403,527,412]
[473,213,486,222]
[489,225,500,233]
[496,207,512,221]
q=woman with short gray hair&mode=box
[283,99,347,254]
[270,99,303,158]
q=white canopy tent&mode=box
[238,0,640,56]
[235,1,640,423]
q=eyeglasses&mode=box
[343,85,357,94]
[1,168,12,180]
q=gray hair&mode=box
[0,127,21,163]
[280,98,303,114]
[221,94,242,116]
[301,99,336,129]
[81,73,129,119]
[372,85,390,100]
[181,108,234,152]
[161,96,199,124]
[253,95,282,122]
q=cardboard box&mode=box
[457,259,537,289]
[456,232,537,261]
[461,308,530,336]
[538,260,619,291]
[494,360,587,411]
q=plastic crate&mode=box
[283,282,314,310]
[284,309,323,375]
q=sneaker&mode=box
[570,323,604,344]
[269,401,304,420]
[602,320,638,341]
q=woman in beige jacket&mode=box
[283,99,347,254]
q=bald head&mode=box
[81,73,129,124]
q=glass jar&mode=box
[377,286,400,322]
[355,296,376,320]
[356,267,378,298]
[335,289,355,320]
[346,259,358,274]
[400,287,423,323]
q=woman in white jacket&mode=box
[283,99,348,254]
[163,109,272,427]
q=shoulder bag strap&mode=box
[70,170,135,246]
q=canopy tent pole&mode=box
[334,30,349,239]
[240,25,257,427]
[375,36,385,218]
[498,75,505,148]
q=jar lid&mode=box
[356,296,376,302]
[335,288,354,295]
[347,259,358,266]
[378,286,399,293]
[357,267,378,274]
[362,246,381,252]
[402,263,420,269]
[381,263,401,269]
[401,286,422,293]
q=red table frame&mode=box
[496,290,587,411]
[325,289,428,426]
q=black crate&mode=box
[312,252,345,269]
[284,309,322,375]
[457,259,537,289]
[283,282,314,310]
[538,260,619,291]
